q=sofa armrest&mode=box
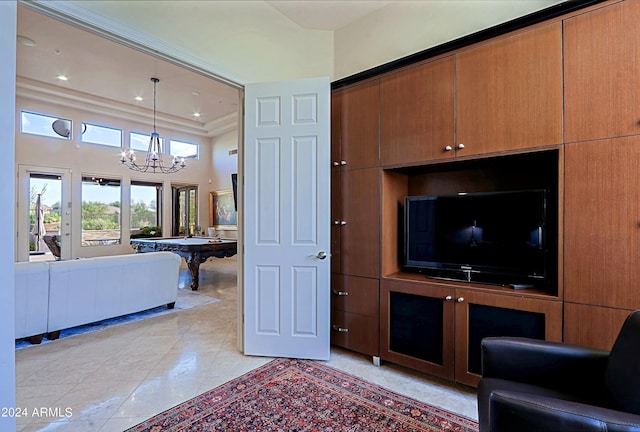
[481,337,609,393]
[488,390,640,432]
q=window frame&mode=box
[81,122,123,148]
[20,110,73,140]
[80,176,122,247]
[169,139,199,160]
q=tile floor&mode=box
[15,256,478,432]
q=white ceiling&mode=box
[16,5,241,133]
[266,0,394,30]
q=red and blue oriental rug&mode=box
[127,357,478,431]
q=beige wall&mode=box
[15,92,234,259]
[210,128,240,241]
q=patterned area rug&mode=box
[127,358,478,431]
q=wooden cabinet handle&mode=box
[332,325,349,332]
[332,290,349,296]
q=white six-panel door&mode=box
[243,77,330,360]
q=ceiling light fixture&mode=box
[193,112,201,118]
[16,35,37,47]
[57,74,68,81]
[120,78,186,174]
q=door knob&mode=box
[316,251,327,260]
[457,143,465,149]
[445,145,453,151]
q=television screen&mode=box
[405,190,549,286]
[231,173,238,211]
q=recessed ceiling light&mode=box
[191,91,200,96]
[16,35,36,47]
[57,75,68,81]
[134,96,143,101]
[193,112,201,118]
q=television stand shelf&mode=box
[380,274,562,386]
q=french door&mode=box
[17,165,72,261]
[171,185,198,237]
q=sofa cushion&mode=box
[47,252,180,333]
[14,261,49,340]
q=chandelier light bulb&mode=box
[119,78,186,174]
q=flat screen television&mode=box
[404,189,553,288]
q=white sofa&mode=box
[15,261,50,344]
[15,252,181,343]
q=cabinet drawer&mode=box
[331,274,379,317]
[331,310,379,356]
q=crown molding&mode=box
[205,112,239,138]
[16,77,212,138]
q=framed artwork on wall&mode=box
[209,189,237,230]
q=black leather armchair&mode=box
[477,310,640,432]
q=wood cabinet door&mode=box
[564,303,631,351]
[331,171,341,274]
[456,23,562,156]
[340,168,380,279]
[341,80,380,170]
[331,274,379,356]
[564,1,640,143]
[331,90,342,166]
[380,57,455,166]
[564,137,640,309]
[331,274,379,317]
[380,279,455,381]
[454,289,562,387]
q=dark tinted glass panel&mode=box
[468,304,545,375]
[389,292,443,364]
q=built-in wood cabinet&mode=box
[381,278,562,387]
[379,56,455,166]
[331,0,638,384]
[564,0,640,143]
[330,168,380,355]
[456,22,563,156]
[331,86,380,357]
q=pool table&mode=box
[130,237,237,290]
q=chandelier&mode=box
[120,78,186,174]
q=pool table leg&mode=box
[185,253,201,290]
